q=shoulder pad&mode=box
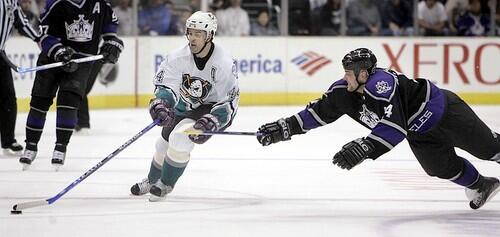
[364,70,397,102]
[327,79,348,92]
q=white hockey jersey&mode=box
[153,44,240,128]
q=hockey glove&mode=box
[149,98,175,127]
[257,118,291,146]
[100,39,123,64]
[54,46,78,72]
[332,138,375,170]
[189,114,219,144]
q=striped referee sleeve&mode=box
[13,1,40,42]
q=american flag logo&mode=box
[291,51,332,76]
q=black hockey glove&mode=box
[100,39,123,64]
[149,98,175,127]
[54,46,78,72]
[332,138,375,170]
[257,118,291,146]
[189,114,219,144]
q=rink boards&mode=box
[5,36,499,111]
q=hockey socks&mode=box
[25,97,52,150]
[451,157,482,189]
[160,158,188,188]
[147,161,162,184]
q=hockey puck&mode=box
[10,210,22,215]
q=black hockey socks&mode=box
[147,161,162,184]
[25,96,52,151]
[160,158,188,188]
[55,92,80,152]
[451,157,482,188]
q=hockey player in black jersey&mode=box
[257,48,500,210]
[19,0,123,170]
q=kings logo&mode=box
[65,15,94,42]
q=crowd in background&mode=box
[11,0,500,37]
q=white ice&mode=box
[1,106,500,237]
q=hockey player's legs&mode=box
[149,118,196,201]
[131,116,191,196]
[0,57,18,149]
[440,90,500,162]
[21,57,58,168]
[408,131,463,180]
[409,126,499,209]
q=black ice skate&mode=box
[3,142,23,156]
[149,181,173,202]
[466,177,500,210]
[131,178,153,196]
[51,150,66,171]
[19,149,37,171]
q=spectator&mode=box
[456,0,490,36]
[346,0,381,36]
[496,1,500,35]
[445,0,468,34]
[289,0,311,35]
[139,0,178,35]
[382,0,414,36]
[216,0,250,36]
[418,0,448,36]
[251,10,280,36]
[113,0,134,35]
[319,0,342,35]
[210,0,225,11]
[175,6,193,35]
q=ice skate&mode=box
[130,178,152,196]
[149,181,173,202]
[51,150,66,171]
[466,177,500,209]
[19,149,37,171]
[3,142,23,156]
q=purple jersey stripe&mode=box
[103,23,118,34]
[298,109,321,130]
[41,35,60,55]
[408,84,445,133]
[371,123,405,146]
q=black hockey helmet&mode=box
[342,48,377,77]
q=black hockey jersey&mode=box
[287,68,446,159]
[39,0,121,59]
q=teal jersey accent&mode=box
[155,87,177,107]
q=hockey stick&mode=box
[0,51,103,73]
[175,122,261,136]
[18,55,104,73]
[183,129,262,136]
[11,119,160,213]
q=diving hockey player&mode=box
[257,48,500,210]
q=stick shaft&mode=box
[18,55,104,73]
[12,120,159,211]
[185,130,261,136]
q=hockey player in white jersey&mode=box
[130,11,240,201]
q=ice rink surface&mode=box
[1,106,499,237]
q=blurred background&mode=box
[6,0,500,111]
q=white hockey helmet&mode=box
[185,11,218,40]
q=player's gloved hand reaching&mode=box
[54,46,78,72]
[257,118,291,146]
[189,114,219,144]
[149,98,175,127]
[332,138,375,170]
[100,39,123,64]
